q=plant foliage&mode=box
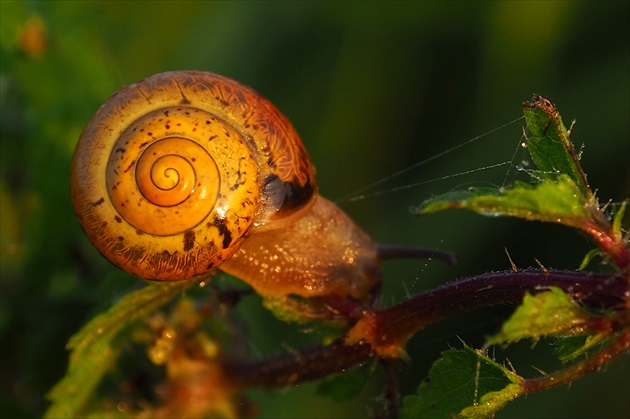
[43,94,629,418]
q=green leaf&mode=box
[400,345,523,419]
[522,95,591,198]
[415,95,628,268]
[44,280,200,418]
[611,200,627,242]
[553,336,590,361]
[486,287,591,347]
[552,333,610,362]
[262,296,317,324]
[578,248,602,270]
[458,383,523,418]
[415,175,590,229]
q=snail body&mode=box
[71,71,381,299]
[221,195,379,298]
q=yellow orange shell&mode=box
[71,71,316,280]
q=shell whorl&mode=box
[71,71,317,280]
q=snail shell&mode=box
[71,70,380,299]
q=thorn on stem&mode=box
[504,247,518,272]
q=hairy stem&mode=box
[357,270,626,356]
[223,269,626,387]
[224,340,373,387]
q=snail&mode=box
[71,71,454,301]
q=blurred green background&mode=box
[1,1,628,418]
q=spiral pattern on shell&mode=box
[71,71,317,280]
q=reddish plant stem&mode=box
[522,327,630,394]
[365,270,626,355]
[224,269,626,387]
[582,220,630,270]
[224,340,373,387]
